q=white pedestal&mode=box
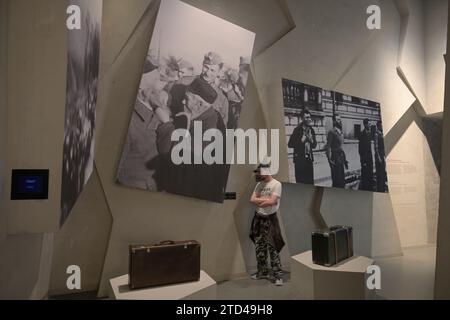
[291,251,374,300]
[108,270,217,300]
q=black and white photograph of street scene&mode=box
[283,78,389,193]
[61,0,102,226]
[116,0,255,203]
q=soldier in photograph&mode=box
[374,120,387,192]
[325,114,348,188]
[154,77,228,202]
[168,52,229,125]
[219,67,244,129]
[359,118,375,191]
[288,109,317,184]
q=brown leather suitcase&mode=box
[129,240,200,290]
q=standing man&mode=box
[374,120,387,192]
[288,109,317,184]
[201,52,229,125]
[219,68,244,129]
[168,52,229,125]
[325,114,348,188]
[167,59,196,116]
[249,164,285,286]
[359,118,375,191]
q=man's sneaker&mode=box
[275,278,283,286]
[251,272,268,280]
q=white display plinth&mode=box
[291,251,374,300]
[108,270,217,300]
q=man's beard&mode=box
[335,122,342,130]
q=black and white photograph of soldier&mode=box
[288,109,317,184]
[117,0,255,203]
[283,78,389,193]
[325,114,348,188]
[61,0,102,226]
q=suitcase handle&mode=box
[155,240,176,246]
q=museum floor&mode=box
[374,245,436,300]
[50,246,436,300]
[215,246,436,300]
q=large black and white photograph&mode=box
[61,0,102,226]
[117,0,255,203]
[283,78,389,193]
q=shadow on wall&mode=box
[279,182,376,259]
[384,98,443,173]
[280,183,325,257]
[232,179,262,273]
[383,99,442,247]
[321,187,374,257]
[0,0,7,242]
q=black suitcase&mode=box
[312,226,353,267]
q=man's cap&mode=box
[225,69,239,83]
[203,52,223,66]
[162,55,180,72]
[253,163,272,176]
[187,77,218,104]
[220,68,239,85]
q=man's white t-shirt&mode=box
[254,179,282,216]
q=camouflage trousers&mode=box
[254,217,283,278]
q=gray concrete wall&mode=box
[0,234,43,299]
[0,0,64,299]
[435,65,450,298]
[3,0,67,234]
[435,2,450,300]
[423,0,448,245]
[49,168,112,296]
[0,0,8,243]
[0,0,48,300]
[425,0,448,115]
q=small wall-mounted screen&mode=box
[11,170,49,200]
